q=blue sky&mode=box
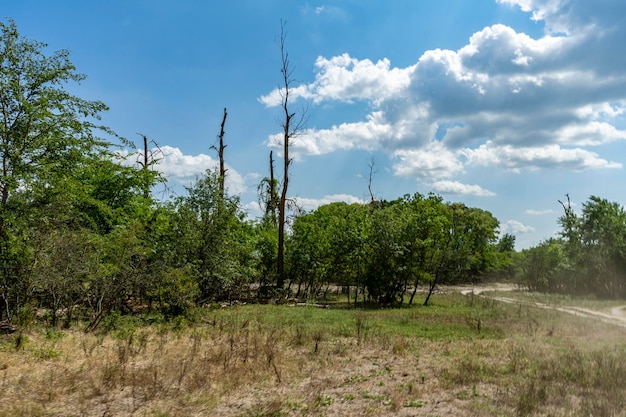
[4,0,626,249]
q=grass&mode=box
[0,292,624,416]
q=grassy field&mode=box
[1,292,625,416]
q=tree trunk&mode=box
[276,21,293,289]
[218,108,228,198]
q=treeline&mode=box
[0,20,517,329]
[518,195,626,298]
[287,195,513,305]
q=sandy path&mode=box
[453,284,626,329]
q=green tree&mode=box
[287,202,370,300]
[171,170,256,303]
[518,239,569,292]
[579,196,626,296]
[423,203,499,305]
[0,19,116,321]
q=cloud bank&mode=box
[261,0,626,197]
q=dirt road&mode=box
[453,283,626,330]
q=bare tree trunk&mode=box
[142,134,150,199]
[367,158,376,203]
[217,108,228,198]
[277,21,294,289]
[136,133,165,199]
[269,151,278,222]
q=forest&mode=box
[1,19,625,331]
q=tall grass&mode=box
[0,293,624,416]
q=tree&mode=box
[172,169,256,303]
[274,20,306,289]
[422,203,499,306]
[0,19,113,206]
[212,108,228,199]
[287,202,370,300]
[518,239,569,292]
[257,151,280,225]
[579,196,626,296]
[0,19,115,321]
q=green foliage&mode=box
[170,169,256,302]
[519,195,626,298]
[0,19,121,322]
[288,202,370,299]
[287,194,501,305]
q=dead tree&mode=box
[217,108,228,198]
[136,134,164,199]
[275,20,306,289]
[367,158,376,203]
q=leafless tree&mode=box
[275,20,307,288]
[215,108,228,198]
[367,157,377,203]
[136,133,164,199]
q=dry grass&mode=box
[0,293,625,416]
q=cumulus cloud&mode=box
[525,209,555,215]
[260,0,626,191]
[462,141,622,172]
[430,180,496,197]
[294,194,366,212]
[268,112,394,159]
[501,219,536,234]
[392,140,463,179]
[259,54,414,107]
[123,146,247,195]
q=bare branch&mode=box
[367,157,378,203]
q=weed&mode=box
[44,328,66,342]
[314,394,334,407]
[312,329,325,354]
[355,313,369,345]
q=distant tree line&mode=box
[517,194,626,298]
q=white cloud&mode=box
[152,146,216,180]
[430,180,496,197]
[501,219,536,234]
[268,112,393,158]
[294,194,366,212]
[392,141,463,179]
[261,0,626,187]
[259,54,414,107]
[123,146,247,195]
[463,141,622,172]
[525,209,555,215]
[300,4,347,20]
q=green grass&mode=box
[204,292,507,344]
[1,292,625,417]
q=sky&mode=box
[3,0,626,249]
